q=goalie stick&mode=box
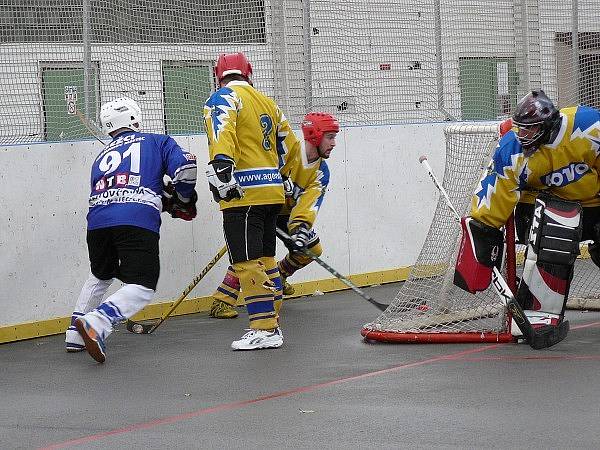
[126,246,227,334]
[276,228,388,311]
[419,155,569,349]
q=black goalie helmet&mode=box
[512,90,560,154]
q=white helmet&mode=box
[99,97,142,135]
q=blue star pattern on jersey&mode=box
[474,133,522,210]
[571,106,600,156]
[204,87,239,141]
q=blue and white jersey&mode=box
[87,131,197,233]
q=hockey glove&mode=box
[161,181,176,213]
[171,190,198,221]
[289,223,311,252]
[206,158,244,202]
[283,175,294,197]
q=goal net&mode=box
[362,122,600,344]
[362,124,514,343]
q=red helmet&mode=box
[214,52,253,84]
[301,112,340,147]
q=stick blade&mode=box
[125,319,156,335]
[528,320,570,350]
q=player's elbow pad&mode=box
[454,217,504,294]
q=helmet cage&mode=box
[512,120,546,149]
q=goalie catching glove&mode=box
[206,157,244,202]
[454,217,504,294]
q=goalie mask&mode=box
[301,112,340,148]
[100,97,142,135]
[512,90,560,155]
[214,52,253,85]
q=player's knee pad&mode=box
[454,217,504,294]
[517,195,582,317]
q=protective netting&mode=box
[362,125,512,343]
[1,1,599,145]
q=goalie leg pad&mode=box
[518,195,582,318]
[454,217,504,294]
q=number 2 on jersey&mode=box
[259,114,273,151]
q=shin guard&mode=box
[233,259,278,330]
[516,195,582,328]
[261,256,283,320]
[212,266,241,306]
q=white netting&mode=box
[1,1,599,145]
[362,122,600,343]
[362,124,511,342]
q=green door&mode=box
[41,66,99,141]
[162,62,213,135]
[459,58,518,120]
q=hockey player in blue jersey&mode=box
[66,97,197,363]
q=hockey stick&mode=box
[126,246,228,334]
[275,228,388,311]
[419,155,569,349]
[75,110,108,145]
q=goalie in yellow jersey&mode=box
[208,112,339,320]
[454,90,600,344]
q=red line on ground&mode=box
[39,320,600,450]
[460,355,600,362]
[39,344,501,450]
[570,320,600,330]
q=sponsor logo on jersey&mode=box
[541,162,589,187]
[128,174,141,187]
[236,168,283,188]
[89,186,161,210]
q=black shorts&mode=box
[87,225,160,290]
[223,204,281,264]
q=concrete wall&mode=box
[0,122,448,326]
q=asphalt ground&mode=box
[2,283,599,449]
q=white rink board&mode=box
[0,123,448,326]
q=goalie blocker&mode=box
[454,217,504,294]
[516,194,582,331]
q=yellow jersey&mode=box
[279,140,330,230]
[472,105,600,228]
[203,80,300,209]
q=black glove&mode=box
[171,190,198,221]
[290,223,311,251]
[161,182,175,213]
[206,158,244,202]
